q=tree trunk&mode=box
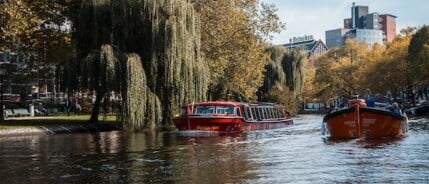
[89,92,103,123]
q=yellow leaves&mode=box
[192,0,282,100]
[314,32,414,99]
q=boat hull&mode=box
[174,116,293,133]
[174,101,293,133]
[242,119,293,131]
[323,107,407,139]
[174,116,245,132]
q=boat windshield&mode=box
[193,106,235,115]
[194,106,215,115]
[216,106,235,115]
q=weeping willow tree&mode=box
[260,46,306,98]
[73,0,209,131]
[258,46,306,114]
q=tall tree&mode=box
[75,0,209,130]
[314,39,368,100]
[409,25,429,85]
[191,0,285,101]
[260,46,305,99]
[0,0,79,96]
[364,36,410,98]
[259,46,305,114]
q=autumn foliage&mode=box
[311,26,429,103]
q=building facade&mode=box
[325,29,351,49]
[326,3,396,48]
[348,29,384,46]
[351,5,368,29]
[380,14,397,42]
[283,35,329,62]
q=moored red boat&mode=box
[173,101,293,132]
[322,99,408,139]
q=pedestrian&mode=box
[75,101,82,115]
[37,103,48,116]
[65,98,71,116]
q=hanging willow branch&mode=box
[74,0,209,129]
[261,46,306,98]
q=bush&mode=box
[265,86,298,116]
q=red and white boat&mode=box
[173,101,293,132]
[322,99,408,139]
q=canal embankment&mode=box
[0,115,119,137]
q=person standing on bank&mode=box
[65,98,71,116]
[75,101,82,115]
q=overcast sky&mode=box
[264,0,429,45]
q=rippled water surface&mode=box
[1,114,429,183]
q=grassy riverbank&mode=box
[0,115,118,130]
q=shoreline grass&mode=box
[0,115,118,129]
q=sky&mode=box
[264,0,429,45]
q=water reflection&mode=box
[322,136,404,148]
[0,115,428,183]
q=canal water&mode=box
[1,114,428,183]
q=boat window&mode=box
[236,108,241,116]
[251,107,258,120]
[256,108,262,120]
[265,108,270,119]
[274,108,279,118]
[269,108,276,119]
[263,108,266,119]
[180,108,187,116]
[261,108,265,119]
[272,108,276,118]
[242,107,248,119]
[195,106,215,115]
[215,106,235,115]
[265,108,271,119]
[244,107,252,120]
[261,108,266,119]
[256,108,261,119]
[268,108,272,119]
[278,108,285,117]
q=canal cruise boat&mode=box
[322,99,408,139]
[173,101,293,132]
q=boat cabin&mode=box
[242,103,286,121]
[179,101,287,121]
[180,101,242,116]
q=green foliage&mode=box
[81,44,122,92]
[265,85,298,116]
[408,25,429,85]
[260,46,305,99]
[314,39,369,100]
[0,0,78,96]
[75,0,208,129]
[122,54,161,131]
[364,36,410,97]
[312,29,419,101]
[191,0,285,101]
[258,46,305,113]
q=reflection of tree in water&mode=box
[74,0,209,130]
[118,131,256,183]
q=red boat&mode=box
[322,99,408,139]
[173,101,293,132]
